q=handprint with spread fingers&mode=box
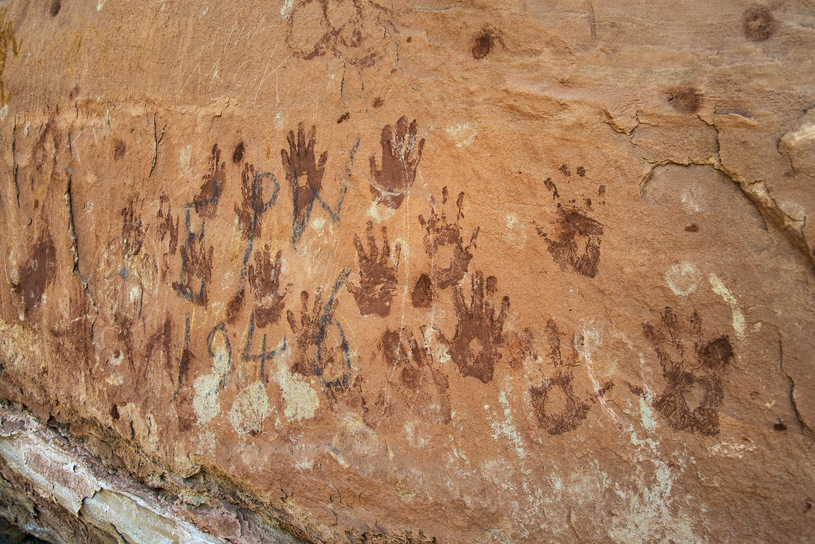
[281,123,328,245]
[642,307,733,436]
[248,246,290,329]
[416,187,479,294]
[287,271,352,392]
[348,221,401,317]
[441,271,509,384]
[369,116,425,209]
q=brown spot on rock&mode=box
[113,138,126,161]
[12,233,57,316]
[773,421,787,431]
[232,141,245,164]
[472,27,500,60]
[667,88,702,114]
[411,273,433,308]
[685,224,699,232]
[49,0,61,16]
[373,97,384,108]
[743,5,775,42]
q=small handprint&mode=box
[172,221,213,307]
[287,271,352,392]
[281,123,328,244]
[544,206,603,279]
[235,163,264,241]
[416,187,479,294]
[348,221,401,317]
[442,271,509,384]
[642,307,733,436]
[369,116,425,209]
[194,144,226,219]
[248,246,290,329]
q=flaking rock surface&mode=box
[0,0,814,542]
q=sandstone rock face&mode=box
[0,1,813,542]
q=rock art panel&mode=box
[0,2,812,544]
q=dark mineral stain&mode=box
[194,144,226,219]
[113,138,126,160]
[49,0,61,16]
[411,273,433,308]
[348,221,401,317]
[110,404,119,420]
[232,141,245,164]
[667,88,702,114]
[471,29,494,59]
[249,247,289,329]
[685,224,699,232]
[441,271,509,384]
[33,199,39,210]
[337,112,350,124]
[544,206,603,278]
[743,5,775,42]
[643,308,733,436]
[598,185,606,196]
[12,233,57,316]
[530,371,592,435]
[773,421,787,432]
[576,166,586,177]
[559,164,571,177]
[373,97,384,108]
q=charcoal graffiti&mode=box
[441,272,509,384]
[348,221,401,317]
[369,116,425,209]
[281,124,345,246]
[642,307,733,436]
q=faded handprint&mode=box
[248,246,290,329]
[287,271,352,392]
[415,188,479,299]
[281,123,328,245]
[641,307,733,436]
[369,116,425,209]
[348,221,401,317]
[172,214,213,307]
[379,327,451,424]
[194,144,226,219]
[544,206,603,279]
[441,271,509,384]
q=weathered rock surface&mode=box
[0,0,813,542]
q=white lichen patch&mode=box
[445,123,477,147]
[665,262,701,297]
[273,352,319,422]
[192,345,231,425]
[229,381,271,435]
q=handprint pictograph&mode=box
[441,272,509,384]
[287,270,353,393]
[281,123,328,245]
[415,187,479,301]
[248,246,290,329]
[529,319,593,435]
[348,221,401,317]
[642,307,733,436]
[194,144,226,219]
[369,116,425,209]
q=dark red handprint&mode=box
[348,221,401,317]
[281,124,328,245]
[248,246,290,329]
[441,272,509,384]
[369,116,425,209]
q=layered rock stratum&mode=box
[0,1,813,542]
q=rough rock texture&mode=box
[0,0,814,542]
